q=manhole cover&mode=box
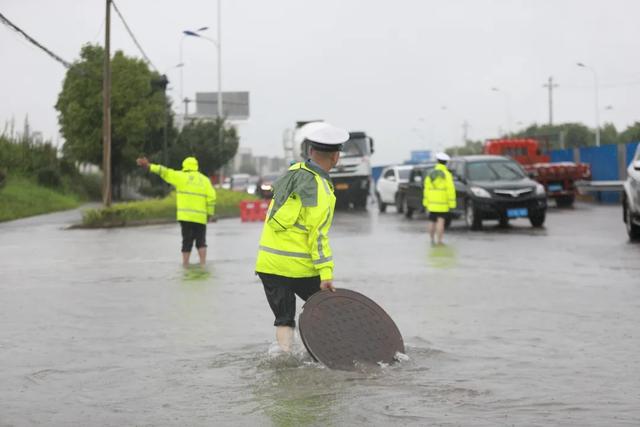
[298,288,404,371]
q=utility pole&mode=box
[102,0,112,206]
[543,76,558,125]
[216,0,224,186]
[461,120,470,144]
[183,97,191,118]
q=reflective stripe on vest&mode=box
[258,245,311,259]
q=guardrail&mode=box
[575,180,624,194]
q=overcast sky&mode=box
[2,0,639,165]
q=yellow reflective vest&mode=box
[149,164,216,224]
[255,161,336,281]
[423,163,456,213]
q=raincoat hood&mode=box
[182,157,199,171]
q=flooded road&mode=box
[1,203,639,426]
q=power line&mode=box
[0,11,70,68]
[111,0,158,71]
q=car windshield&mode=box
[232,177,249,188]
[467,160,525,181]
[341,137,370,158]
[398,169,411,181]
[262,173,281,183]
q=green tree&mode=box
[55,44,170,198]
[620,122,640,144]
[512,122,594,149]
[600,122,619,145]
[445,139,483,156]
[168,118,239,176]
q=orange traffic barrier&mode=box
[240,200,270,222]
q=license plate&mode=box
[335,183,349,190]
[507,208,528,218]
[548,184,562,192]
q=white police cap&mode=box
[306,123,349,152]
[294,121,327,145]
[435,152,451,162]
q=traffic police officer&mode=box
[423,152,456,245]
[255,122,349,352]
[136,156,216,267]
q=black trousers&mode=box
[179,221,207,252]
[258,272,320,327]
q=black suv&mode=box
[622,144,640,240]
[448,155,547,229]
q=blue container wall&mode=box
[372,166,387,183]
[578,145,619,202]
[550,149,574,162]
[626,142,639,167]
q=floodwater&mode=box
[0,203,639,426]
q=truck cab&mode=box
[327,132,374,209]
[286,122,375,209]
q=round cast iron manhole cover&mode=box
[298,288,404,371]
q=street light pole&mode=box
[180,26,209,118]
[102,0,112,206]
[577,62,600,147]
[491,87,512,137]
[217,0,223,121]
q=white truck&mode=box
[283,121,375,208]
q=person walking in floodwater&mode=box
[423,152,456,245]
[255,122,348,352]
[137,156,216,267]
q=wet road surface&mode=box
[0,203,639,426]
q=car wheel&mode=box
[396,194,405,213]
[404,197,414,219]
[529,211,546,228]
[376,192,387,213]
[465,199,482,230]
[625,201,640,240]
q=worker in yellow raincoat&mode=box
[137,156,216,267]
[423,152,456,245]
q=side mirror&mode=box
[369,137,375,154]
[634,160,640,171]
[413,175,422,184]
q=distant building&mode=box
[230,147,286,176]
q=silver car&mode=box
[623,144,640,240]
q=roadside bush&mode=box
[36,166,62,188]
[63,173,102,201]
[81,188,258,227]
[82,194,176,227]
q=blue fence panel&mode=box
[579,145,620,203]
[626,141,639,167]
[550,149,573,162]
[372,165,387,183]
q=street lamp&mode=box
[491,87,512,137]
[180,27,208,111]
[576,62,600,147]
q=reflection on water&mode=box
[427,244,457,269]
[182,265,212,282]
[252,344,341,427]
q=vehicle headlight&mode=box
[470,186,491,198]
[535,183,546,196]
[260,184,272,191]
